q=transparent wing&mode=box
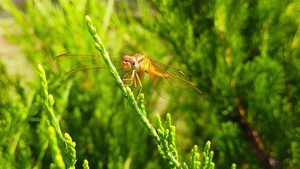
[147,56,202,100]
[51,54,124,73]
[51,54,126,90]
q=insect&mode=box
[52,53,202,100]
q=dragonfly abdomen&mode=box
[145,63,171,78]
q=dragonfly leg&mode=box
[122,72,129,84]
[123,70,135,86]
[135,72,143,100]
[132,73,137,93]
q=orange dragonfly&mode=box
[52,53,202,100]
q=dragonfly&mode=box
[52,53,202,100]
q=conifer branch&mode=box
[155,114,180,168]
[234,96,273,168]
[199,141,215,169]
[83,159,90,169]
[38,64,77,168]
[231,163,236,169]
[48,126,65,169]
[181,141,215,169]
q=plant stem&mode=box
[38,64,76,167]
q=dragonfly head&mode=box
[122,55,139,71]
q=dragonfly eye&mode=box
[122,55,130,62]
[122,56,132,71]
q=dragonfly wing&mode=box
[67,66,126,90]
[147,57,202,100]
[51,54,126,90]
[52,54,123,74]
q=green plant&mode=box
[33,15,218,168]
[1,0,300,168]
[38,64,76,168]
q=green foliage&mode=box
[85,16,182,168]
[39,64,76,167]
[82,159,89,169]
[156,113,180,168]
[48,126,65,169]
[0,0,300,168]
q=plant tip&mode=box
[206,140,211,146]
[85,15,91,21]
[38,64,45,74]
[64,133,71,139]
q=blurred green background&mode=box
[0,0,300,168]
